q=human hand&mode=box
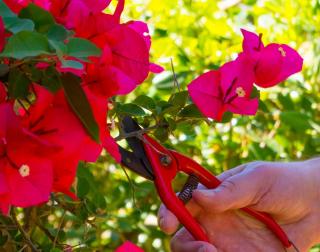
[158,159,320,252]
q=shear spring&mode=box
[178,174,199,204]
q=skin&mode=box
[158,158,320,252]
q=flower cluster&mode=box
[0,0,162,214]
[188,29,303,121]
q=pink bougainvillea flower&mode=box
[23,86,99,196]
[241,29,303,88]
[49,0,112,29]
[115,241,144,252]
[0,82,6,103]
[188,55,258,121]
[84,24,150,97]
[0,103,54,213]
[76,0,160,97]
[85,88,121,162]
[0,194,10,215]
[0,17,5,52]
[3,0,50,13]
[23,85,120,197]
[126,21,164,74]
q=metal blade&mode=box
[119,146,154,180]
[120,116,154,179]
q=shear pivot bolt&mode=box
[160,155,172,166]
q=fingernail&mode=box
[158,217,165,229]
[199,245,215,252]
[199,246,207,252]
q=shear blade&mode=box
[119,116,155,180]
[119,146,154,180]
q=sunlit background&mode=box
[3,0,319,251]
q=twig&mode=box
[35,221,56,243]
[11,208,39,252]
[170,58,181,92]
[115,123,168,141]
[53,210,66,249]
[120,165,139,210]
[54,197,97,228]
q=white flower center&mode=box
[236,87,246,97]
[19,164,30,177]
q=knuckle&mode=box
[220,179,237,194]
[246,161,272,176]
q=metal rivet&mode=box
[160,155,172,166]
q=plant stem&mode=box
[11,208,39,252]
[115,123,168,141]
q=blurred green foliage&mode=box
[1,0,319,251]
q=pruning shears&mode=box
[118,116,296,250]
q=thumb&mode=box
[192,167,270,213]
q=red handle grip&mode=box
[171,150,292,248]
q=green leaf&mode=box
[50,248,62,252]
[49,40,67,59]
[3,17,34,33]
[156,100,173,114]
[280,111,312,132]
[178,104,204,118]
[1,31,50,59]
[154,127,169,142]
[61,60,84,70]
[169,91,189,107]
[118,103,146,116]
[8,68,31,98]
[41,66,61,92]
[221,111,233,123]
[250,86,260,99]
[66,38,101,58]
[0,63,9,77]
[93,194,107,209]
[19,3,55,33]
[0,0,15,18]
[47,24,69,41]
[133,95,156,110]
[167,117,176,131]
[61,73,100,142]
[77,177,90,198]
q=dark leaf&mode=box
[0,63,9,77]
[133,95,156,111]
[8,68,30,98]
[66,38,101,58]
[19,3,55,33]
[41,66,61,92]
[118,103,146,116]
[178,104,204,118]
[169,91,189,107]
[60,60,84,70]
[154,127,169,142]
[3,17,34,33]
[47,24,69,41]
[0,0,15,17]
[1,31,50,59]
[61,73,100,142]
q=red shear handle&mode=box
[171,150,292,248]
[143,141,210,241]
